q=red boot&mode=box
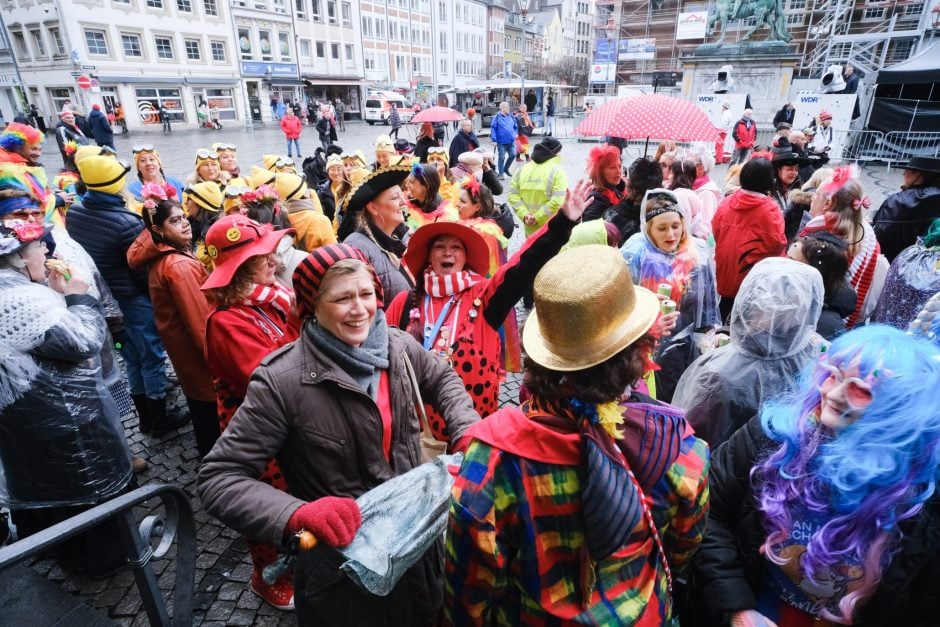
[250,569,294,611]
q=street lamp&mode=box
[518,0,530,108]
[605,17,618,99]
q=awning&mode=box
[269,78,308,86]
[302,76,364,85]
[877,42,940,85]
[97,76,239,85]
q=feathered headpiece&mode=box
[460,175,481,197]
[819,164,860,197]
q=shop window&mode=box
[194,88,236,120]
[135,88,184,124]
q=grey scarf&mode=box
[307,310,390,399]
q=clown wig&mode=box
[0,123,42,153]
[586,145,622,189]
[753,324,940,624]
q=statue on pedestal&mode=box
[706,0,791,44]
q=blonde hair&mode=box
[644,196,688,249]
[820,177,866,256]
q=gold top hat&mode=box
[523,245,660,372]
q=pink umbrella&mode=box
[575,94,720,153]
[411,106,464,124]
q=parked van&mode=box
[364,91,415,125]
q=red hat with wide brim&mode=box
[200,214,295,290]
[403,221,490,278]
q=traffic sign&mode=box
[76,75,92,89]
[81,64,97,70]
[69,71,82,77]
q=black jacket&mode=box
[54,121,89,171]
[772,106,795,127]
[872,186,940,262]
[66,191,149,300]
[481,167,503,197]
[448,130,480,167]
[88,108,113,148]
[316,179,336,223]
[816,280,855,340]
[415,136,437,163]
[583,181,626,222]
[689,416,940,626]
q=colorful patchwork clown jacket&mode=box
[443,395,710,626]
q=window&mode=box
[327,0,336,23]
[49,27,66,56]
[341,1,351,26]
[786,12,804,25]
[311,0,321,21]
[375,19,385,37]
[278,32,290,60]
[12,32,28,58]
[146,0,163,8]
[364,52,375,69]
[177,0,192,11]
[316,41,325,57]
[193,88,236,121]
[30,30,46,57]
[85,29,108,55]
[184,38,200,60]
[135,87,184,125]
[122,33,143,57]
[330,42,339,59]
[344,43,353,60]
[210,40,226,61]
[438,0,445,21]
[299,38,311,59]
[238,28,252,59]
[154,36,174,59]
[395,55,405,71]
[401,25,408,42]
[294,0,305,18]
[440,31,446,52]
[440,57,446,74]
[389,21,398,40]
[862,6,885,20]
[203,0,218,15]
[258,30,272,61]
[273,0,286,13]
[887,39,914,63]
[362,16,373,37]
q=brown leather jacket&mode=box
[197,324,479,548]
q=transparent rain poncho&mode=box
[0,268,132,508]
[338,453,461,595]
[672,257,824,447]
[871,239,940,330]
[621,190,721,401]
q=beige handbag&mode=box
[402,351,447,463]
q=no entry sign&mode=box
[76,75,92,89]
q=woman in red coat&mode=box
[126,186,221,459]
[201,214,300,611]
[712,156,786,321]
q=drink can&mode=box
[716,334,731,347]
[661,299,676,315]
[657,283,672,298]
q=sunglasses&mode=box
[215,144,238,153]
[133,144,156,154]
[815,363,874,411]
[196,149,219,161]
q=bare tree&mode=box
[547,57,590,89]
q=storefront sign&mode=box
[240,62,299,77]
[676,12,708,39]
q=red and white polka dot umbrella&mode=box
[575,94,720,142]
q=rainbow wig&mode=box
[0,122,43,152]
[753,324,940,623]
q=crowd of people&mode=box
[1,91,940,626]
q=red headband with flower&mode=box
[460,175,481,197]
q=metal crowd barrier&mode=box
[0,483,196,627]
[882,132,940,171]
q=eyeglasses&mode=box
[224,186,251,198]
[815,363,874,411]
[196,149,219,161]
[133,144,156,154]
[214,144,237,153]
[8,208,44,221]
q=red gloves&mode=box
[286,496,361,548]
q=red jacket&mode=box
[711,189,786,297]
[732,118,757,149]
[280,114,302,139]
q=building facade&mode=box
[433,0,488,92]
[360,0,434,102]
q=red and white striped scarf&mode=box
[424,269,481,298]
[243,281,294,317]
[845,222,879,327]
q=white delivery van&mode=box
[364,91,415,125]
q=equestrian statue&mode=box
[706,0,792,44]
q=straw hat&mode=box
[523,245,659,371]
[342,163,411,216]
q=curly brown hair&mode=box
[523,332,657,405]
[204,254,270,305]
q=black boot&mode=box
[187,398,221,459]
[147,396,190,437]
[131,394,152,434]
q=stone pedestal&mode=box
[680,47,801,126]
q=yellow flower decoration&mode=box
[596,401,625,440]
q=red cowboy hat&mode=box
[403,221,490,277]
[200,214,295,290]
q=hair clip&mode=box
[851,195,871,211]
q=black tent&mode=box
[870,41,940,133]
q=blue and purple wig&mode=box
[752,324,940,623]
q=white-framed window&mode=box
[376,19,386,37]
[395,54,405,71]
[299,38,311,60]
[135,87,184,124]
[341,1,351,25]
[122,33,143,57]
[316,41,325,57]
[29,29,46,57]
[238,27,252,60]
[258,30,273,61]
[278,32,291,60]
[327,0,337,23]
[294,0,305,18]
[786,12,804,25]
[330,42,339,59]
[887,39,914,63]
[440,57,446,74]
[85,29,109,56]
[389,21,398,40]
[440,31,447,52]
[184,38,200,60]
[273,0,286,12]
[364,51,375,69]
[438,0,446,21]
[146,0,163,8]
[362,15,373,37]
[862,7,884,20]
[11,32,28,58]
[177,0,192,12]
[311,0,322,21]
[210,40,226,61]
[344,43,353,60]
[49,27,66,56]
[154,35,174,59]
[203,0,218,15]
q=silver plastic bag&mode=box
[338,453,462,595]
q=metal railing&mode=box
[0,483,195,627]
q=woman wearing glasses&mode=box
[185,148,230,188]
[690,324,940,627]
[127,190,221,458]
[127,145,185,202]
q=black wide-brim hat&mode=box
[342,164,412,216]
[771,138,809,167]
[906,157,940,175]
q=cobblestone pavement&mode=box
[17,119,902,625]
